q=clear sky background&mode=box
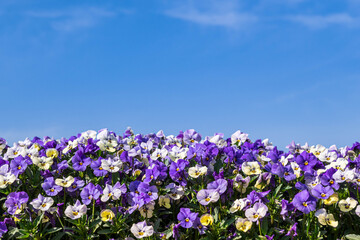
[1,0,360,149]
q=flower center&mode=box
[304,161,308,166]
[185,218,190,222]
[205,197,210,202]
[42,204,47,208]
[73,211,78,216]
[79,162,83,166]
[176,168,180,171]
[321,193,326,197]
[302,202,307,207]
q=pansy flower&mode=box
[291,190,317,214]
[338,197,357,212]
[130,221,154,239]
[177,208,198,228]
[64,200,87,219]
[245,202,268,222]
[42,177,62,196]
[30,194,54,211]
[197,189,219,205]
[5,191,29,215]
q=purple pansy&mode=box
[42,177,62,196]
[207,179,228,195]
[311,184,334,199]
[177,208,198,228]
[80,183,102,205]
[5,191,29,215]
[291,190,317,214]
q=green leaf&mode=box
[53,231,66,240]
[89,219,102,229]
[261,217,269,235]
[64,218,78,225]
[345,234,360,240]
[221,217,235,229]
[17,233,30,239]
[7,227,19,239]
[214,207,219,222]
[214,158,223,173]
[98,229,113,234]
[44,227,62,236]
[33,212,44,228]
[273,183,283,198]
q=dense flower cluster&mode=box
[0,128,360,239]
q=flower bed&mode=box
[0,128,360,239]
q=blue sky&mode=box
[1,0,360,149]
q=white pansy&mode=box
[0,164,16,189]
[310,144,326,157]
[62,139,79,154]
[245,202,268,222]
[188,165,207,178]
[230,199,247,213]
[55,176,75,188]
[231,130,248,145]
[150,148,168,160]
[338,197,358,212]
[32,156,53,170]
[242,161,261,175]
[315,208,338,227]
[139,201,155,218]
[130,221,154,239]
[318,150,337,163]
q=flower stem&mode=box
[258,220,262,236]
[92,199,95,220]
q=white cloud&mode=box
[26,7,122,31]
[164,0,257,29]
[287,13,356,28]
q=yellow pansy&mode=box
[100,209,115,222]
[235,218,252,232]
[200,214,214,226]
[324,193,339,205]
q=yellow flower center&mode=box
[321,193,326,197]
[205,197,210,202]
[17,166,21,170]
[304,161,308,166]
[42,204,47,208]
[185,218,189,222]
[79,162,83,166]
[303,202,307,207]
[73,211,78,216]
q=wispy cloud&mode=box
[26,7,126,31]
[164,0,258,29]
[287,13,357,28]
